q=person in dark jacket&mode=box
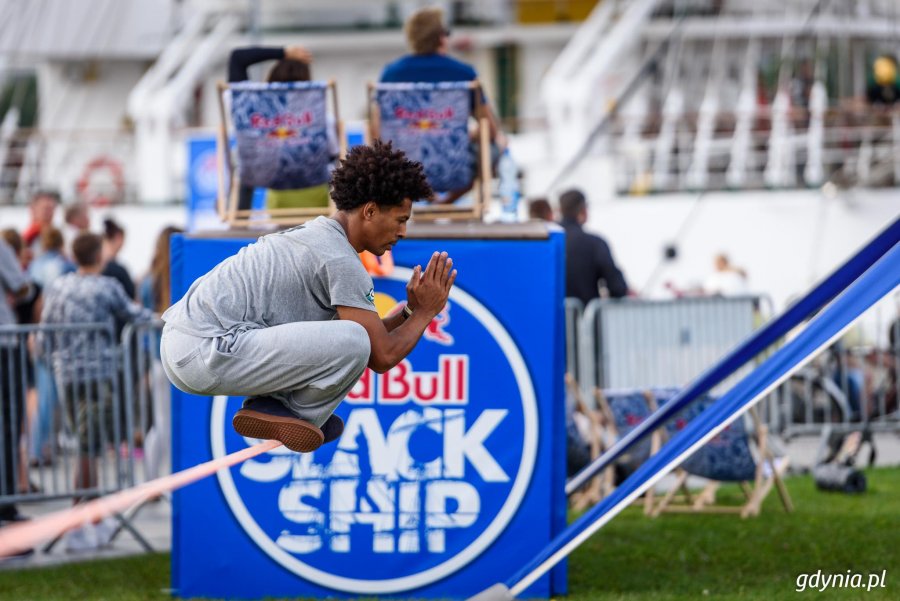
[558,189,628,304]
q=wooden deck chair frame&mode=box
[566,374,614,512]
[650,407,793,519]
[367,80,491,222]
[594,388,664,515]
[216,80,346,228]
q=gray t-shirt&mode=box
[162,216,376,337]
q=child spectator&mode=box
[28,226,75,288]
[40,232,153,551]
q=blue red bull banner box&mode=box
[170,224,566,599]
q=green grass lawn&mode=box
[2,469,898,601]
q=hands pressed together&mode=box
[406,252,457,318]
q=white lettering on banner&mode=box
[276,480,325,554]
[444,409,509,482]
[348,355,469,405]
[271,477,483,555]
[239,405,508,555]
[424,481,480,553]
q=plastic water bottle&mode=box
[497,148,520,222]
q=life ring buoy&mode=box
[76,156,125,206]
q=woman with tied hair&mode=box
[100,217,135,300]
[28,226,74,467]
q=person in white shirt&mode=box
[704,253,749,296]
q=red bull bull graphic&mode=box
[384,298,454,346]
[424,303,455,345]
[171,235,567,599]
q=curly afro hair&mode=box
[330,140,432,211]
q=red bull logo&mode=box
[267,126,297,139]
[250,111,313,129]
[394,106,454,121]
[381,298,454,347]
[424,303,454,346]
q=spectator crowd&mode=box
[1,188,181,554]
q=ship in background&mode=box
[1,0,899,335]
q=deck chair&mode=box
[566,374,615,511]
[593,388,667,514]
[216,80,345,227]
[368,81,491,222]
[652,394,793,518]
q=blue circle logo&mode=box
[211,269,538,593]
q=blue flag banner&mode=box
[230,81,330,190]
[376,82,474,193]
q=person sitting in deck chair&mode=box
[229,44,340,212]
[380,6,504,204]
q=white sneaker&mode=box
[64,524,99,553]
[94,518,118,548]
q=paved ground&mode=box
[2,431,898,572]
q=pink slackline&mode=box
[0,439,282,557]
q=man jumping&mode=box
[160,141,456,452]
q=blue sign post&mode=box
[170,226,567,598]
[184,134,265,232]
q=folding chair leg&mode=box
[651,470,688,517]
[643,483,655,515]
[693,482,719,510]
[772,457,794,513]
[680,479,694,505]
[602,466,615,498]
[775,475,794,513]
[742,477,774,518]
[643,429,662,515]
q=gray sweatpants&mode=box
[160,321,370,427]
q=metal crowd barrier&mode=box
[575,296,760,399]
[771,335,900,439]
[564,298,584,384]
[0,319,167,553]
[565,296,899,439]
